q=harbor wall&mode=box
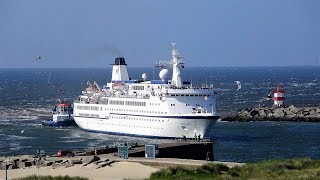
[129,142,214,161]
[222,105,320,122]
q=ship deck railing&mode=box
[168,84,214,90]
[74,94,151,104]
[175,137,212,143]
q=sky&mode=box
[0,0,319,68]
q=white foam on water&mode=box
[0,121,13,125]
[7,134,36,140]
[302,82,317,87]
[215,88,232,92]
[57,140,81,143]
[9,142,22,151]
[290,83,300,87]
[54,128,71,131]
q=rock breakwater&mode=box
[222,105,320,122]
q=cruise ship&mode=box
[73,44,219,138]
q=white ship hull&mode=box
[74,114,218,138]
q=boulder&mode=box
[288,105,298,113]
[44,161,54,166]
[284,109,296,118]
[70,159,82,165]
[83,156,100,166]
[24,161,32,167]
[309,109,317,116]
[258,110,267,118]
[273,109,285,118]
[55,160,63,163]
[250,110,259,117]
[52,163,63,169]
[18,161,26,168]
[6,164,12,170]
[96,160,114,169]
[63,161,71,167]
[237,111,251,118]
[0,161,13,170]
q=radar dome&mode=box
[159,69,169,81]
[142,73,147,81]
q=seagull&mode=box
[35,56,43,61]
[21,129,25,134]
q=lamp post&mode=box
[5,156,7,180]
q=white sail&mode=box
[235,81,241,91]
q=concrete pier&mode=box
[128,141,214,161]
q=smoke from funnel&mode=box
[88,43,122,62]
[101,44,122,57]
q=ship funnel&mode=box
[114,57,127,65]
[111,57,129,82]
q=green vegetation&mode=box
[150,158,320,179]
[13,175,88,180]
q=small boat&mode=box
[42,100,76,127]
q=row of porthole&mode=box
[110,116,165,122]
[97,122,163,130]
[170,94,210,97]
[150,103,161,106]
[106,108,168,114]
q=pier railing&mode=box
[175,137,211,143]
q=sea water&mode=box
[0,66,319,162]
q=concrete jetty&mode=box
[222,105,320,122]
[128,141,214,161]
[0,141,218,171]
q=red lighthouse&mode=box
[274,86,285,107]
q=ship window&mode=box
[132,86,144,91]
[190,95,194,96]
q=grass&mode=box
[149,158,320,179]
[13,175,88,180]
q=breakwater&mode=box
[222,105,320,122]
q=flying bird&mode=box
[235,81,241,91]
[35,56,43,61]
[21,129,25,134]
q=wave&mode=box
[7,134,37,140]
[57,140,82,143]
[215,88,233,92]
[0,106,51,120]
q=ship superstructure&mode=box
[73,44,219,138]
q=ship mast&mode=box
[171,43,183,87]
